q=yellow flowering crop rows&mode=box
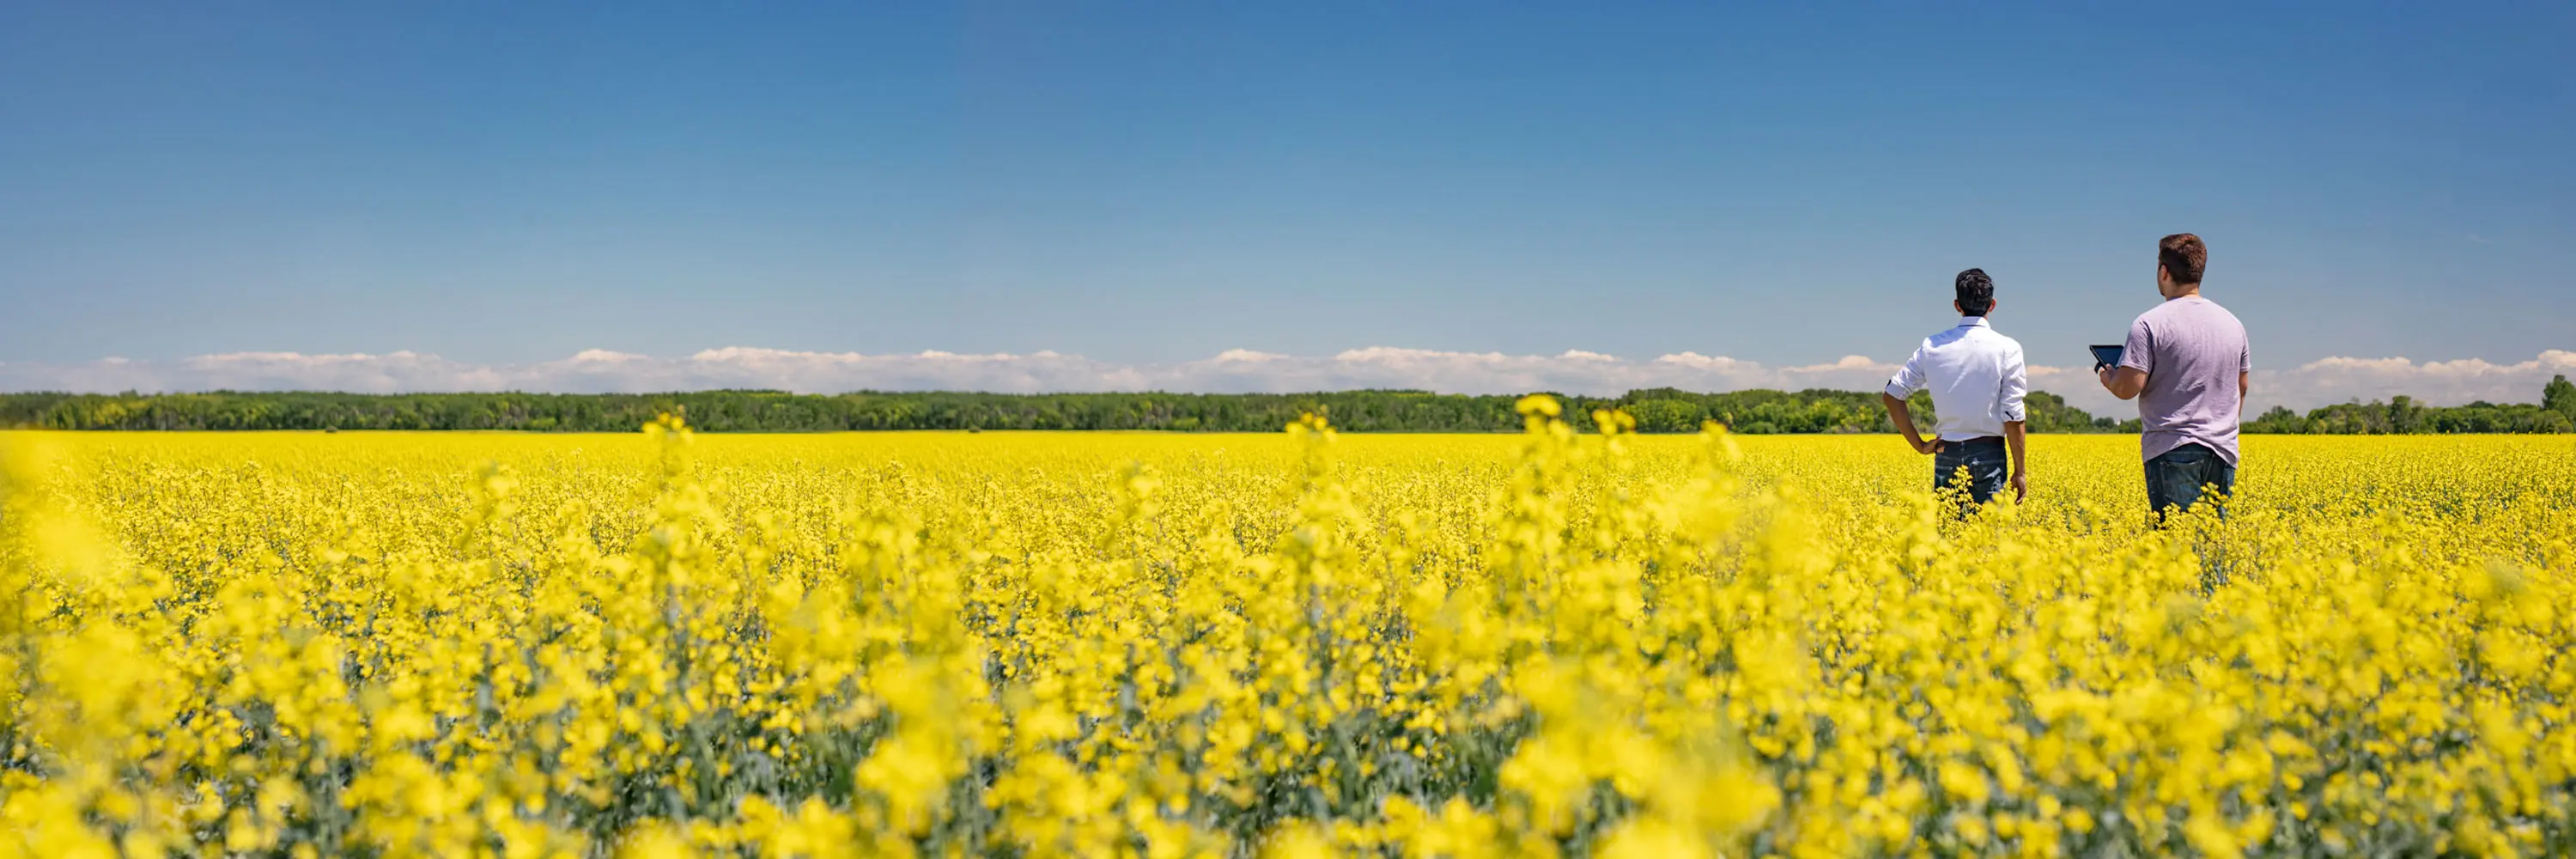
[2,401,2572,858]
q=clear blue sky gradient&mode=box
[3,2,2570,371]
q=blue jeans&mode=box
[2146,443,2234,525]
[1935,436,2008,511]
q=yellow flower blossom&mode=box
[0,415,2567,856]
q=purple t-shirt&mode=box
[2119,295,2250,465]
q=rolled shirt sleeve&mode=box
[1885,345,1928,400]
[1998,344,2027,423]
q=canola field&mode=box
[2,404,2573,858]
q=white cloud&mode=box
[3,347,2569,414]
[2257,350,2576,410]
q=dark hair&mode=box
[1954,268,1994,316]
[2160,233,2207,285]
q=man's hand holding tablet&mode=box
[2089,344,2124,372]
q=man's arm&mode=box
[2099,366,2148,400]
[2239,338,2252,411]
[1883,347,1936,454]
[1881,393,1937,454]
[2103,317,2152,400]
[2001,345,2028,502]
[2002,419,2026,503]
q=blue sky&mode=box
[2,3,2570,407]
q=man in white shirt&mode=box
[1880,268,2030,509]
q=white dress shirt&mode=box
[1884,316,2028,442]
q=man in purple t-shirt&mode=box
[2098,233,2249,526]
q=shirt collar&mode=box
[1956,316,1991,329]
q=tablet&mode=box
[2089,344,2124,370]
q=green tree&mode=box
[2385,395,2423,434]
[2545,374,2576,423]
[2246,405,2306,434]
[1627,399,1705,434]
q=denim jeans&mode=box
[2145,443,2235,525]
[1934,436,2008,510]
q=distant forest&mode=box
[2245,379,2576,435]
[1,388,2110,434]
[3,375,2570,434]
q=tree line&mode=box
[1,387,2112,434]
[2245,374,2576,435]
[2,376,2567,434]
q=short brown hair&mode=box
[2159,233,2207,285]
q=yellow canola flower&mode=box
[0,420,2567,857]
